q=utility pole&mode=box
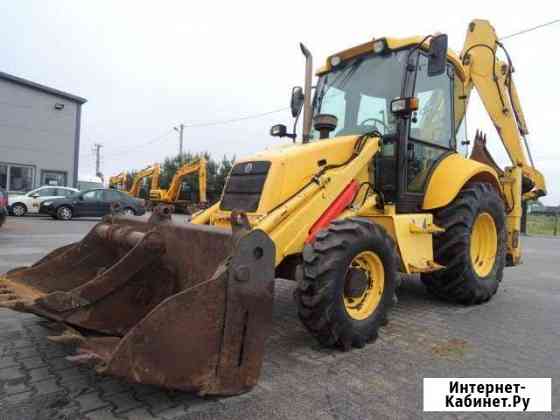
[92,143,103,180]
[174,124,184,162]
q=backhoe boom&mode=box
[460,20,546,200]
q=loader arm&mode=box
[164,158,207,203]
[459,20,547,200]
[129,164,161,197]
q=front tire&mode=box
[56,206,73,221]
[11,203,27,217]
[422,183,506,305]
[294,218,398,350]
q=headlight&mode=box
[42,201,52,206]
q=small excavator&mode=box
[126,163,161,199]
[0,20,546,396]
[149,158,208,213]
[108,172,128,191]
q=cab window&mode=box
[406,54,454,194]
[410,54,453,148]
[311,50,406,139]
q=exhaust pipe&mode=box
[300,43,313,143]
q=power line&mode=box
[179,107,289,129]
[101,128,175,158]
[96,106,289,160]
[500,19,560,40]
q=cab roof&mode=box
[316,36,465,81]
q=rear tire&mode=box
[56,206,73,221]
[294,218,398,350]
[11,203,27,217]
[422,183,506,305]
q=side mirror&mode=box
[30,193,39,198]
[270,124,288,138]
[290,86,304,118]
[428,33,448,77]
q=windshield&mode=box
[311,50,407,139]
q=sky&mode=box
[1,0,559,204]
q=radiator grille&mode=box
[220,161,271,212]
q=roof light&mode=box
[329,55,342,67]
[373,39,386,54]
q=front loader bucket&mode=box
[0,207,275,395]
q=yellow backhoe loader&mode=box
[108,172,128,191]
[149,158,208,213]
[127,163,161,199]
[0,20,546,396]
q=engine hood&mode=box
[221,134,375,214]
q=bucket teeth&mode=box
[67,352,103,366]
[48,332,86,346]
[0,288,32,311]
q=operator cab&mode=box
[272,34,464,213]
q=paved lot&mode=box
[0,215,559,419]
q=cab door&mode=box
[396,54,455,213]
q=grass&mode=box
[527,214,559,236]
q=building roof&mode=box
[0,71,87,104]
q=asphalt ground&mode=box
[0,215,559,420]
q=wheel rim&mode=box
[123,209,134,216]
[470,212,498,277]
[13,205,24,216]
[343,251,384,321]
[60,208,71,220]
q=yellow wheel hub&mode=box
[470,212,498,277]
[343,251,384,321]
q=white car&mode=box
[9,186,79,217]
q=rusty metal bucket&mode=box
[0,207,275,396]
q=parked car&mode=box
[40,188,146,220]
[0,188,8,227]
[8,186,79,217]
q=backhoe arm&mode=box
[460,20,547,200]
